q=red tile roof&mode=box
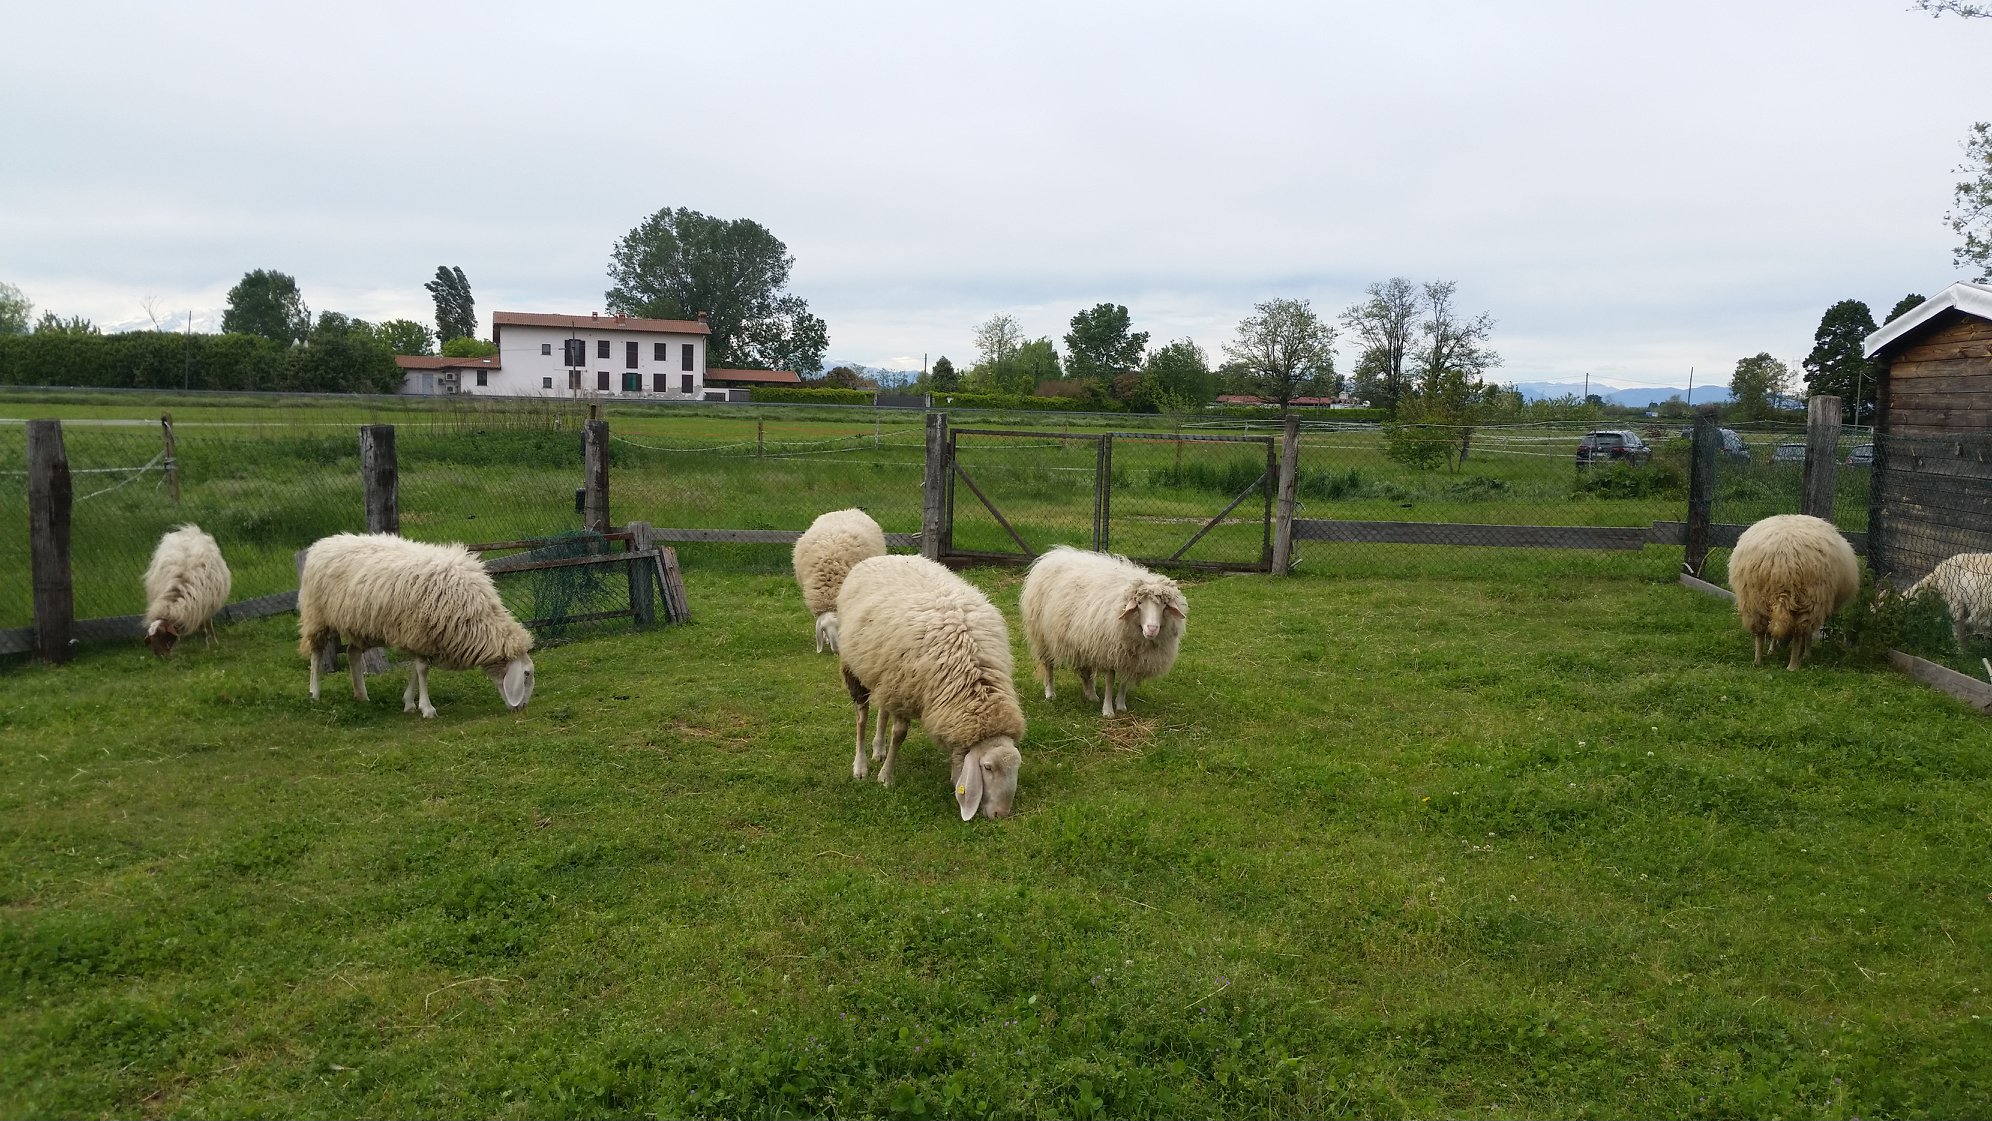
[395,355,500,369]
[705,368,802,385]
[492,311,711,335]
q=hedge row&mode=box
[746,387,1097,410]
[745,386,878,405]
[0,331,402,395]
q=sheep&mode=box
[1727,514,1860,670]
[1905,552,1992,647]
[297,533,535,717]
[141,524,231,657]
[1019,546,1187,717]
[792,507,887,652]
[835,554,1025,821]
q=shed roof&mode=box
[394,354,500,369]
[704,368,802,385]
[1863,281,1992,358]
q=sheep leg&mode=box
[878,715,909,786]
[1787,633,1807,671]
[871,707,888,762]
[309,636,323,700]
[1100,670,1116,718]
[1080,668,1098,703]
[413,658,436,718]
[1752,633,1764,666]
[1114,676,1131,713]
[843,664,870,780]
[1040,658,1056,700]
[403,666,420,712]
[347,642,370,703]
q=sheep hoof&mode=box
[852,761,867,780]
[403,700,419,714]
[420,705,437,719]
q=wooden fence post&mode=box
[160,412,180,504]
[1271,414,1301,575]
[921,411,949,561]
[359,424,398,534]
[757,417,765,459]
[1684,412,1718,576]
[583,418,610,534]
[27,420,74,664]
[1800,394,1843,523]
[626,521,656,625]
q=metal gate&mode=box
[943,428,1275,571]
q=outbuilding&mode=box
[1862,281,1992,580]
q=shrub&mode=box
[747,387,876,405]
[1574,462,1684,499]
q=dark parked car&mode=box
[1576,430,1652,467]
[1674,426,1752,461]
[1846,443,1874,468]
[1771,441,1807,465]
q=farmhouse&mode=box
[481,310,713,399]
[704,368,801,403]
[393,354,500,396]
[1862,280,1992,579]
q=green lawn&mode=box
[3,549,1989,1118]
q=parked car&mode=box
[1771,442,1807,465]
[1846,443,1874,468]
[1575,430,1652,467]
[1672,426,1752,462]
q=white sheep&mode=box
[297,533,535,717]
[1905,552,1992,647]
[141,524,232,657]
[792,507,886,652]
[836,554,1025,821]
[1727,514,1860,670]
[1019,546,1187,717]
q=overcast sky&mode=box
[3,0,1985,388]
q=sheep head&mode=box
[1118,576,1188,640]
[954,735,1023,821]
[143,618,179,658]
[483,654,536,712]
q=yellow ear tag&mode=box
[956,784,967,796]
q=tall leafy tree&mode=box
[221,269,310,344]
[1223,298,1337,414]
[1411,280,1499,392]
[972,314,1022,367]
[1948,122,1992,280]
[375,318,436,356]
[425,266,477,344]
[0,282,31,335]
[1801,299,1879,419]
[1063,303,1148,383]
[929,355,961,392]
[1339,278,1420,410]
[1886,293,1927,323]
[1729,353,1792,421]
[33,312,98,336]
[441,336,499,358]
[605,207,827,372]
[1137,339,1216,411]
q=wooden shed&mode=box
[1863,281,1992,580]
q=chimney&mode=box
[696,310,710,325]
[591,311,598,319]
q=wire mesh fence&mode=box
[1696,424,1873,587]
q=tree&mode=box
[425,266,477,344]
[1886,293,1927,323]
[1411,280,1500,392]
[1063,303,1148,383]
[819,365,875,389]
[1729,353,1793,421]
[930,355,961,392]
[376,318,435,356]
[33,312,98,336]
[1801,299,1879,420]
[1137,339,1216,412]
[972,314,1022,367]
[605,207,827,372]
[1948,121,1992,280]
[221,269,310,345]
[1339,278,1421,411]
[0,282,30,335]
[1223,298,1337,414]
[1915,1,1990,18]
[441,336,498,358]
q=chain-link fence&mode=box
[1695,423,1872,588]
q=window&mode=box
[476,370,487,387]
[597,339,610,360]
[626,341,638,368]
[541,343,552,356]
[681,343,694,371]
[564,339,585,366]
[654,342,667,361]
[623,371,641,393]
[653,373,666,392]
[597,370,610,392]
[681,374,694,394]
[543,376,553,389]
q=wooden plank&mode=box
[920,412,948,561]
[952,462,1035,557]
[1886,356,1992,379]
[73,614,145,642]
[1271,414,1300,575]
[0,626,32,656]
[1650,520,1867,555]
[27,419,73,663]
[1685,415,1718,575]
[583,419,610,533]
[1886,650,1992,714]
[467,532,631,553]
[1171,471,1271,561]
[216,590,299,621]
[1291,519,1651,549]
[485,549,657,575]
[625,522,656,626]
[160,412,179,505]
[1894,340,1992,364]
[1801,395,1842,521]
[1678,571,1736,602]
[359,424,398,534]
[659,546,691,622]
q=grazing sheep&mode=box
[1020,546,1187,717]
[1905,552,1992,647]
[1728,514,1860,670]
[297,533,535,717]
[141,524,231,657]
[836,554,1025,821]
[792,507,887,652]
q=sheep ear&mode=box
[1119,600,1139,618]
[955,746,985,821]
[1165,600,1185,618]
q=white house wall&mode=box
[487,324,707,399]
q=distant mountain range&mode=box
[821,359,921,388]
[1504,380,1733,406]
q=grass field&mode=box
[3,549,1990,1118]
